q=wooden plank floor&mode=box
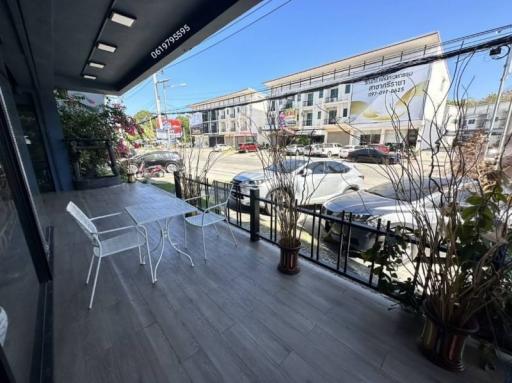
[44,183,510,383]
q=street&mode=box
[159,148,392,189]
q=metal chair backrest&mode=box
[207,181,234,211]
[66,201,98,242]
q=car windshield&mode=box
[368,178,449,202]
[265,159,307,173]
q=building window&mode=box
[330,88,338,100]
[342,108,348,118]
[328,110,337,124]
[304,93,313,107]
[468,119,476,125]
[297,94,301,101]
[345,84,351,94]
[317,111,321,119]
[319,89,323,98]
[304,112,313,126]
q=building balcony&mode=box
[220,114,226,119]
[303,100,314,107]
[303,119,313,127]
[323,118,338,125]
[324,97,339,103]
[42,183,507,383]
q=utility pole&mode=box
[152,73,163,130]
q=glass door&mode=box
[0,86,52,382]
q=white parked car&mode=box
[213,144,231,152]
[305,143,342,157]
[339,145,365,159]
[285,144,305,156]
[231,158,364,208]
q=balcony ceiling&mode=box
[0,0,259,95]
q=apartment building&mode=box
[189,88,267,147]
[263,33,451,149]
[444,98,512,146]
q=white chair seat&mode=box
[94,228,146,257]
[184,211,225,227]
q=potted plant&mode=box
[55,90,144,189]
[362,102,512,371]
[256,124,318,275]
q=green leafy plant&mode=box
[56,90,142,178]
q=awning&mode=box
[1,0,260,94]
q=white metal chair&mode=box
[66,201,151,309]
[183,182,237,261]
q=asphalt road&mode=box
[161,148,392,189]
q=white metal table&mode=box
[125,198,197,283]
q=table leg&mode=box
[152,220,168,283]
[166,217,195,267]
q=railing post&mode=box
[250,188,260,242]
[173,171,182,198]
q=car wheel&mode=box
[295,150,299,156]
[166,163,178,173]
[157,170,165,178]
[327,151,332,158]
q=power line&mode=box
[165,0,292,68]
[200,0,273,45]
[165,33,512,115]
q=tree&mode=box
[133,110,156,141]
[176,115,190,142]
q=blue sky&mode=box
[122,0,512,115]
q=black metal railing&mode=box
[324,96,338,103]
[173,173,426,306]
[303,100,313,107]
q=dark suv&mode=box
[131,151,182,173]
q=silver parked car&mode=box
[231,158,364,209]
[321,178,476,251]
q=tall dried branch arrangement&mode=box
[251,107,325,248]
[176,140,224,200]
[366,53,512,328]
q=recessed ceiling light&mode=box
[88,61,105,69]
[83,74,97,80]
[110,11,136,27]
[97,42,117,53]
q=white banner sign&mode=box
[190,112,203,127]
[350,65,430,124]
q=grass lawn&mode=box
[150,180,175,194]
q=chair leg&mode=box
[202,226,207,263]
[226,220,238,247]
[86,252,95,284]
[89,256,103,309]
[184,217,188,248]
[146,238,154,283]
[138,245,145,265]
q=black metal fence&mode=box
[174,173,425,306]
